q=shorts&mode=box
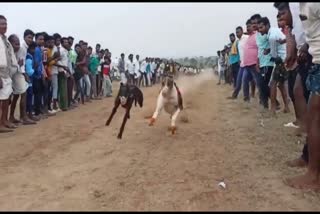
[306,64,320,95]
[12,72,28,95]
[0,77,13,100]
[270,63,288,85]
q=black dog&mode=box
[105,83,143,139]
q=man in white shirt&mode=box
[56,37,71,111]
[139,58,147,87]
[134,55,141,86]
[284,2,320,191]
[125,54,135,85]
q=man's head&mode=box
[217,51,221,57]
[277,13,286,29]
[23,29,34,46]
[87,46,93,55]
[35,32,45,47]
[82,42,88,50]
[0,15,7,35]
[250,14,261,31]
[107,51,112,58]
[53,33,61,47]
[68,36,74,47]
[79,40,84,46]
[75,44,81,54]
[274,2,292,28]
[121,53,125,60]
[229,33,236,43]
[129,54,133,61]
[61,37,70,50]
[98,50,104,59]
[136,55,140,61]
[246,19,253,34]
[257,17,271,35]
[45,35,55,49]
[95,43,101,53]
[235,26,243,39]
[28,41,37,55]
[8,34,20,52]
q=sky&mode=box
[0,3,278,59]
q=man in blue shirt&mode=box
[33,32,45,117]
[228,33,240,89]
[258,16,290,114]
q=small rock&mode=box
[218,181,226,189]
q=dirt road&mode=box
[0,70,320,211]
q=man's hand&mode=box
[255,64,260,73]
[263,49,270,55]
[277,39,286,44]
[297,43,309,65]
[18,58,24,67]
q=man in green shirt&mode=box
[89,47,100,99]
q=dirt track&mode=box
[1,70,320,211]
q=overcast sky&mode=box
[0,3,277,59]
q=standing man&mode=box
[229,33,240,88]
[0,16,16,132]
[284,2,320,190]
[126,54,135,85]
[242,18,259,103]
[118,53,126,84]
[229,26,249,99]
[258,17,290,114]
[134,54,141,86]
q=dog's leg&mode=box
[170,108,181,135]
[149,94,164,126]
[117,102,132,139]
[106,99,120,126]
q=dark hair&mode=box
[96,43,101,47]
[44,35,54,42]
[88,46,92,50]
[229,33,235,37]
[61,37,69,43]
[83,42,88,46]
[41,32,48,38]
[8,34,18,43]
[75,44,80,49]
[35,32,44,40]
[23,29,34,38]
[0,15,6,20]
[258,17,270,26]
[121,53,125,56]
[53,33,61,40]
[250,14,261,21]
[236,26,243,31]
[274,2,289,10]
[68,36,74,40]
[246,19,251,25]
[28,41,37,51]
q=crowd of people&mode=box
[215,2,320,190]
[0,14,198,135]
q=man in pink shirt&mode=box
[242,17,260,102]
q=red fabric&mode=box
[102,64,110,75]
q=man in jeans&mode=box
[229,26,248,99]
[242,18,259,103]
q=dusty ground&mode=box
[1,70,320,211]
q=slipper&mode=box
[284,122,300,129]
[5,123,18,129]
[22,120,36,125]
[0,128,14,133]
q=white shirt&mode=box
[290,3,306,51]
[151,62,157,73]
[267,27,287,61]
[238,34,249,68]
[51,46,59,74]
[299,3,320,64]
[15,47,26,73]
[57,46,69,73]
[140,60,146,73]
[134,60,140,74]
[126,60,135,75]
